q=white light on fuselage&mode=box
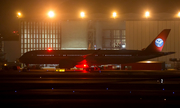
[122,45,126,48]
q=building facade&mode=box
[15,13,180,68]
[20,21,61,56]
[20,20,126,53]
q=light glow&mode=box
[122,45,126,48]
[147,61,151,63]
[178,12,180,17]
[84,64,87,67]
[59,69,65,72]
[80,12,85,18]
[18,12,21,16]
[145,11,150,18]
[48,48,52,51]
[48,11,55,18]
[17,12,21,17]
[113,12,117,18]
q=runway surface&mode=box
[0,70,180,107]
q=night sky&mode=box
[0,0,180,38]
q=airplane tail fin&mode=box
[144,29,171,52]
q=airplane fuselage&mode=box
[19,50,174,68]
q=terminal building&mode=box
[4,11,180,69]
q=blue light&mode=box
[163,88,165,91]
[130,91,131,93]
[99,70,101,73]
[173,92,175,94]
[106,88,108,90]
[52,88,54,90]
[73,91,75,93]
[15,91,17,93]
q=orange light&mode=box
[112,12,117,18]
[145,11,150,18]
[178,12,180,17]
[80,12,85,18]
[48,11,55,18]
[17,12,21,17]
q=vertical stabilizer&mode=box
[145,29,171,52]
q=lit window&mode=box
[31,39,33,43]
[28,44,30,48]
[24,49,27,53]
[24,34,27,38]
[53,34,55,38]
[42,34,44,38]
[24,29,27,33]
[24,44,27,48]
[21,44,23,48]
[24,39,27,43]
[28,39,30,43]
[31,44,33,48]
[21,29,23,33]
[28,29,30,33]
[36,34,38,38]
[39,34,41,38]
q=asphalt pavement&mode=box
[0,70,180,107]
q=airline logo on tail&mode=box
[155,38,164,47]
[145,29,170,52]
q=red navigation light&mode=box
[48,48,52,51]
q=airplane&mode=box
[19,29,175,70]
